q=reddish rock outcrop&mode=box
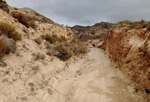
[102,28,150,97]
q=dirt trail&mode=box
[46,48,144,102]
[0,48,144,102]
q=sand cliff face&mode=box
[102,28,150,97]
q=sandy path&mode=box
[0,48,144,102]
[46,48,144,102]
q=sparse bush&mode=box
[138,20,150,29]
[27,16,37,29]
[0,37,7,59]
[41,34,57,44]
[0,22,22,40]
[128,19,147,29]
[11,12,30,28]
[2,36,16,53]
[41,34,87,61]
[117,20,132,26]
[57,36,67,42]
[30,20,36,29]
[11,12,36,29]
[116,19,150,30]
[27,12,54,24]
[0,22,21,59]
[54,39,87,61]
[0,0,9,13]
[55,44,73,61]
[71,39,87,54]
[41,34,67,44]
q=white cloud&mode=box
[5,0,150,26]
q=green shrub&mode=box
[71,39,87,54]
[0,37,7,59]
[41,34,87,61]
[0,0,9,13]
[54,39,87,61]
[41,34,57,44]
[41,34,67,44]
[0,22,22,40]
[117,20,132,26]
[55,44,73,61]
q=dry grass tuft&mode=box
[11,12,36,29]
[0,37,7,59]
[40,34,67,43]
[11,12,30,28]
[0,22,22,41]
[41,34,57,44]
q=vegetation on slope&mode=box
[41,34,66,44]
[0,37,7,59]
[11,11,36,29]
[55,39,87,61]
[21,7,54,24]
[40,34,87,61]
[0,22,21,59]
[0,0,9,13]
[0,22,22,40]
[115,20,150,30]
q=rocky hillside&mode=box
[71,22,113,42]
[0,1,88,102]
[102,20,150,101]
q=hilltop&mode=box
[71,22,113,42]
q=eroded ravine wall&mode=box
[102,28,150,95]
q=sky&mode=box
[5,0,150,26]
